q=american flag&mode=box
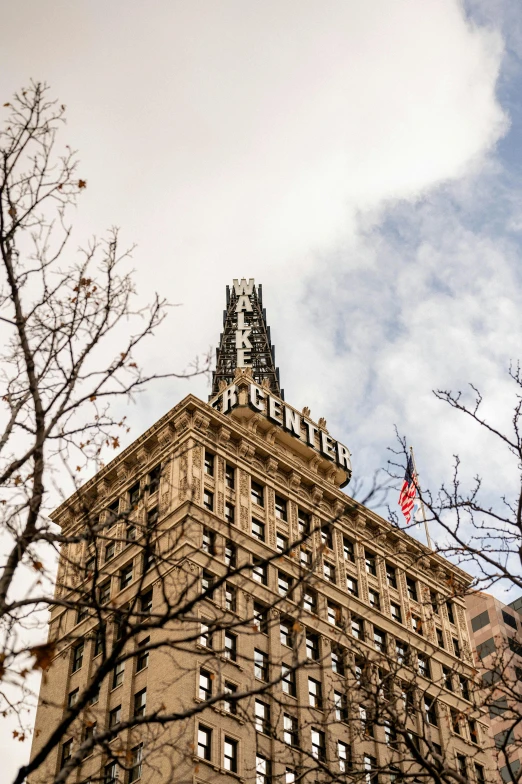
[398,454,417,523]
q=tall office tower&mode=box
[466,592,522,782]
[30,280,493,784]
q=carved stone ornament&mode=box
[311,486,323,506]
[326,466,337,484]
[176,412,191,433]
[289,471,301,492]
[308,455,321,474]
[248,413,264,434]
[97,479,110,500]
[266,427,278,445]
[333,499,346,518]
[136,445,150,464]
[218,425,231,444]
[261,377,271,390]
[318,417,328,432]
[218,379,228,392]
[302,406,311,417]
[193,412,211,433]
[238,439,255,460]
[266,457,278,476]
[157,422,175,446]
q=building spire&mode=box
[211,279,283,400]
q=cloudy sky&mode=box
[2,0,522,771]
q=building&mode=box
[30,279,494,784]
[466,592,522,782]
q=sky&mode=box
[2,0,522,775]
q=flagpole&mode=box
[409,446,433,551]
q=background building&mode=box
[30,281,494,784]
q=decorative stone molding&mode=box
[218,425,231,444]
[238,440,255,460]
[193,412,211,433]
[266,458,278,476]
[302,406,311,417]
[247,413,264,434]
[289,471,301,492]
[176,412,191,434]
[311,486,323,506]
[266,427,278,445]
[326,466,337,484]
[308,455,320,474]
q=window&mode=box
[475,763,487,784]
[105,541,115,562]
[129,482,140,508]
[323,561,335,583]
[456,755,467,779]
[436,628,445,648]
[365,551,377,576]
[469,719,478,744]
[442,666,453,691]
[255,699,270,734]
[490,697,508,718]
[386,563,397,589]
[471,610,490,632]
[364,755,377,784]
[297,509,310,535]
[346,575,358,596]
[84,720,96,744]
[199,669,212,700]
[252,558,267,585]
[224,737,238,773]
[384,721,398,746]
[459,675,470,701]
[142,547,155,573]
[119,562,133,590]
[252,518,265,542]
[146,506,158,527]
[148,464,161,495]
[331,646,345,675]
[391,602,402,623]
[256,755,271,784]
[285,769,295,784]
[198,725,212,760]
[412,614,423,635]
[300,548,312,567]
[303,589,317,613]
[112,660,124,689]
[282,664,296,696]
[311,728,325,760]
[109,705,121,728]
[508,636,522,656]
[321,527,333,549]
[88,682,100,705]
[280,618,294,648]
[283,713,298,746]
[202,527,216,554]
[137,638,149,671]
[61,739,72,768]
[225,584,236,612]
[424,697,438,726]
[223,681,237,714]
[327,602,342,627]
[395,640,408,665]
[225,502,235,525]
[140,589,153,615]
[254,649,269,681]
[338,741,351,772]
[430,590,439,614]
[278,571,292,596]
[495,728,515,749]
[134,688,147,717]
[200,620,213,648]
[446,600,455,625]
[406,576,417,601]
[275,495,287,521]
[251,481,264,507]
[67,688,78,708]
[126,523,137,542]
[224,540,236,567]
[225,463,235,489]
[306,632,319,660]
[374,628,386,652]
[334,690,348,721]
[105,761,118,784]
[418,655,430,678]
[503,610,517,629]
[483,668,501,686]
[276,532,288,552]
[204,451,214,476]
[224,631,237,661]
[107,498,119,521]
[368,589,380,610]
[76,605,88,624]
[129,744,143,783]
[202,570,215,598]
[99,581,111,605]
[254,602,268,634]
[452,637,460,658]
[351,616,363,639]
[203,490,214,511]
[72,642,84,673]
[343,537,355,562]
[308,677,322,709]
[450,708,461,735]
